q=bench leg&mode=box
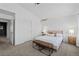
[32,42,36,48]
[48,48,53,56]
[32,42,43,51]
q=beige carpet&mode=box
[0,40,79,56]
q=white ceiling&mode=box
[18,3,79,19]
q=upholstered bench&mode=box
[32,40,54,56]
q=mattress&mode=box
[34,35,63,50]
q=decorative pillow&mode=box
[47,31,53,34]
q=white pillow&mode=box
[56,33,63,37]
[47,34,55,37]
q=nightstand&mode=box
[68,36,76,45]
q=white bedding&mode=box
[34,35,63,50]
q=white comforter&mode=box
[34,35,63,50]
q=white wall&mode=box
[77,15,79,47]
[31,17,41,38]
[45,15,77,42]
[0,4,41,45]
[15,5,41,45]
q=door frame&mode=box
[0,18,15,45]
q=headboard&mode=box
[47,30,63,34]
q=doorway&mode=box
[0,22,7,37]
[0,18,15,46]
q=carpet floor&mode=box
[0,40,79,56]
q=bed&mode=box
[32,31,63,56]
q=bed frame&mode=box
[32,30,63,56]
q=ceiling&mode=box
[18,3,79,19]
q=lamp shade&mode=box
[42,26,48,34]
[69,29,74,35]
